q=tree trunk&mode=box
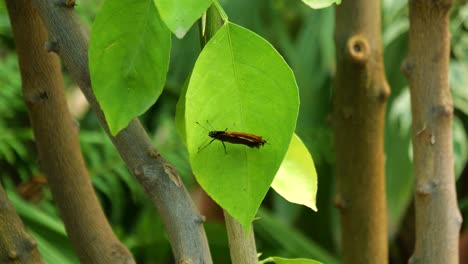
[333,0,390,263]
[403,0,462,262]
[29,0,212,262]
[5,0,135,263]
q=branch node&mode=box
[8,250,18,260]
[333,194,347,210]
[24,91,49,105]
[55,0,76,8]
[195,214,207,224]
[432,104,453,120]
[45,39,60,54]
[375,83,391,103]
[147,148,161,160]
[180,258,193,264]
[401,58,414,77]
[163,163,183,187]
[133,167,143,176]
[347,35,370,64]
[416,181,438,196]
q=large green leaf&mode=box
[272,134,317,211]
[89,0,171,135]
[185,22,299,230]
[154,0,213,38]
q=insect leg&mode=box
[197,138,216,152]
[221,141,227,154]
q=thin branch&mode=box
[404,0,462,262]
[6,0,135,262]
[29,0,212,262]
[333,0,390,262]
[224,211,258,264]
[0,185,43,263]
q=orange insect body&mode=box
[196,122,267,153]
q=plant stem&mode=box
[404,0,462,262]
[333,0,390,262]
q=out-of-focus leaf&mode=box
[450,62,468,115]
[300,0,341,9]
[272,134,317,211]
[259,256,322,264]
[255,208,338,264]
[385,88,413,237]
[453,116,467,179]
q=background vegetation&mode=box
[0,0,467,263]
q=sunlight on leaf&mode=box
[272,134,317,211]
[301,0,341,9]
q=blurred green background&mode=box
[0,0,467,263]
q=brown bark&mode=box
[5,0,135,263]
[0,185,44,264]
[29,0,212,262]
[403,0,462,262]
[333,0,390,263]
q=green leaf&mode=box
[259,256,322,264]
[450,62,468,115]
[453,116,467,179]
[272,134,317,211]
[89,0,171,135]
[186,22,299,230]
[300,0,341,9]
[255,209,339,264]
[154,0,213,38]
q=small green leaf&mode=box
[154,0,213,38]
[300,0,341,9]
[453,116,467,179]
[89,0,171,135]
[260,256,322,264]
[186,22,299,230]
[272,134,318,211]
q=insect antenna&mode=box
[195,121,210,131]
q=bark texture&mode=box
[6,0,135,263]
[0,185,44,264]
[224,211,257,264]
[29,0,212,262]
[403,0,462,262]
[333,0,390,263]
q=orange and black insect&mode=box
[196,122,267,153]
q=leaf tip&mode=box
[175,27,188,39]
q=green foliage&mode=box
[185,22,299,230]
[89,0,171,135]
[1,0,468,263]
[154,0,213,38]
